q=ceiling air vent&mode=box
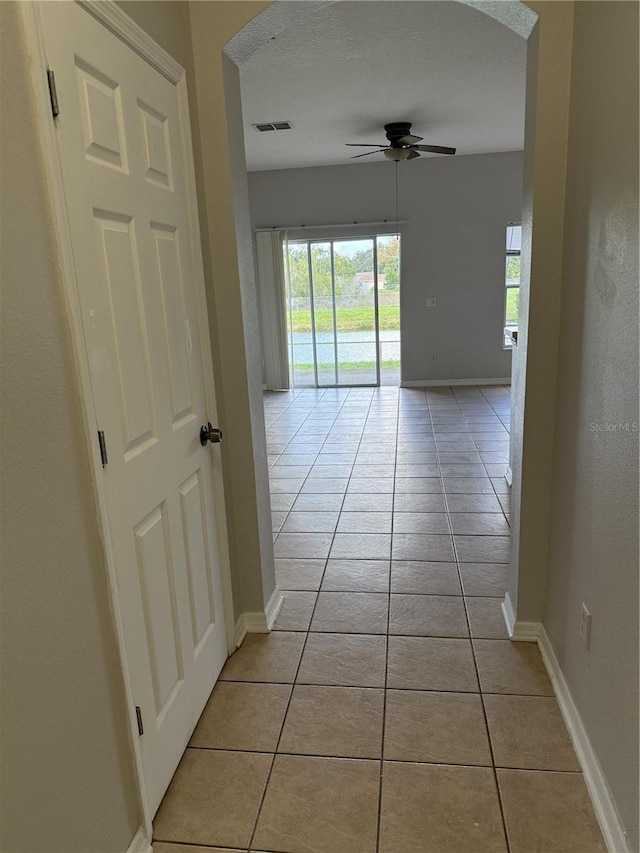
[254,121,293,132]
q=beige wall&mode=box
[2,0,276,843]
[2,0,637,849]
[188,1,276,615]
[121,1,276,620]
[200,2,639,847]
[507,1,574,624]
[0,3,140,850]
[0,2,255,849]
[544,1,639,847]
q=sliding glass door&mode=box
[309,241,338,385]
[285,235,400,387]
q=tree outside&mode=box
[284,237,401,381]
[505,256,520,325]
[285,237,401,333]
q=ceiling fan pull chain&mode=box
[395,160,399,234]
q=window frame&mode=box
[504,223,521,349]
[283,232,401,388]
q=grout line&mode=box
[186,744,583,775]
[428,391,457,550]
[235,629,504,640]
[462,589,512,853]
[269,387,390,851]
[431,387,512,850]
[374,386,399,853]
[272,589,507,600]
[248,387,377,851]
[259,385,517,852]
[216,675,554,697]
[271,391,348,547]
[152,838,245,850]
[429,390,465,567]
[249,392,346,851]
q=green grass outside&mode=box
[291,295,520,332]
[506,288,520,325]
[290,305,400,333]
[289,293,519,334]
[294,360,401,372]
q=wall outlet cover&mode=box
[426,297,437,308]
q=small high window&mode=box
[504,224,521,347]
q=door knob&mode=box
[200,422,223,445]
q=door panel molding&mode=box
[20,0,236,837]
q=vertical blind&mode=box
[255,230,290,390]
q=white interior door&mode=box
[39,1,228,816]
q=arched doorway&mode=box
[187,0,574,639]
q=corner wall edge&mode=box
[233,588,283,645]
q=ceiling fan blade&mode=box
[350,149,386,159]
[411,144,457,155]
[407,150,421,160]
[398,134,423,145]
[345,143,388,147]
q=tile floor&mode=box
[153,385,605,853]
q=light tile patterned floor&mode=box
[154,385,605,853]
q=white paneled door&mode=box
[39,2,228,815]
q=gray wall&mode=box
[248,152,523,383]
[544,2,639,847]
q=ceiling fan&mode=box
[346,122,456,161]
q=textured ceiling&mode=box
[239,1,527,172]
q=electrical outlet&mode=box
[580,603,591,649]
[426,297,437,309]
[430,352,438,361]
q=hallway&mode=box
[153,386,605,852]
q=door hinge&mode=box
[135,706,144,736]
[47,69,59,118]
[97,430,108,466]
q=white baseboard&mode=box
[505,465,513,486]
[501,592,516,636]
[233,615,248,649]
[538,627,630,853]
[401,378,511,388]
[265,587,284,628]
[501,598,629,851]
[128,827,152,853]
[501,593,542,641]
[232,588,284,647]
[512,620,542,641]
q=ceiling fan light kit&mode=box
[345,121,456,161]
[384,148,410,161]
